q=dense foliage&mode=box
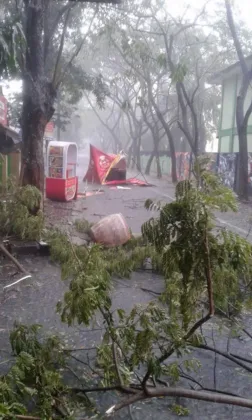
[0,184,43,240]
[2,161,252,418]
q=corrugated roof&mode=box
[0,124,22,154]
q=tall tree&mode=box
[12,0,120,194]
[225,0,252,199]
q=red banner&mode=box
[83,145,149,186]
[84,145,115,184]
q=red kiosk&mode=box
[45,141,78,201]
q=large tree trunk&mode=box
[225,0,251,200]
[236,81,249,199]
[21,93,47,192]
[236,126,248,199]
[234,72,252,200]
[149,98,177,183]
[21,0,56,195]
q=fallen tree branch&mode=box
[106,386,252,416]
[230,353,252,365]
[197,344,252,374]
[142,223,214,386]
[0,243,28,274]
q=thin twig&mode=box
[72,385,137,395]
[197,344,252,374]
[56,6,98,88]
[52,7,72,87]
[230,353,252,365]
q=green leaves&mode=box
[0,18,25,78]
[0,184,43,241]
[156,53,167,68]
[0,323,68,419]
[143,158,249,336]
[170,63,187,83]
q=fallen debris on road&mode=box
[90,213,131,247]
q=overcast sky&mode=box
[168,0,252,28]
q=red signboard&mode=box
[65,177,77,201]
[44,121,54,140]
[45,121,54,133]
[0,96,8,126]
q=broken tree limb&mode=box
[0,243,28,274]
[0,243,32,290]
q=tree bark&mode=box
[225,0,252,200]
[236,85,249,199]
[136,136,142,172]
[145,151,155,175]
[21,0,56,194]
[155,153,162,178]
[150,99,177,182]
[127,144,133,167]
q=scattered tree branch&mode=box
[106,386,252,416]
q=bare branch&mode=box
[52,7,72,87]
[56,7,97,88]
[83,91,122,150]
[44,2,76,61]
[225,0,248,76]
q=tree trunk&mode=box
[21,0,56,195]
[236,126,248,199]
[170,146,177,183]
[156,154,162,178]
[235,76,250,200]
[145,151,155,175]
[225,0,251,199]
[136,137,142,172]
[149,99,177,182]
[127,144,133,167]
[21,93,47,192]
[130,138,138,169]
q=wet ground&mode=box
[2,168,252,419]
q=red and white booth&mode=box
[45,141,78,201]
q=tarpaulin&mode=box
[83,145,149,186]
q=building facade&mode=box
[210,55,252,153]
